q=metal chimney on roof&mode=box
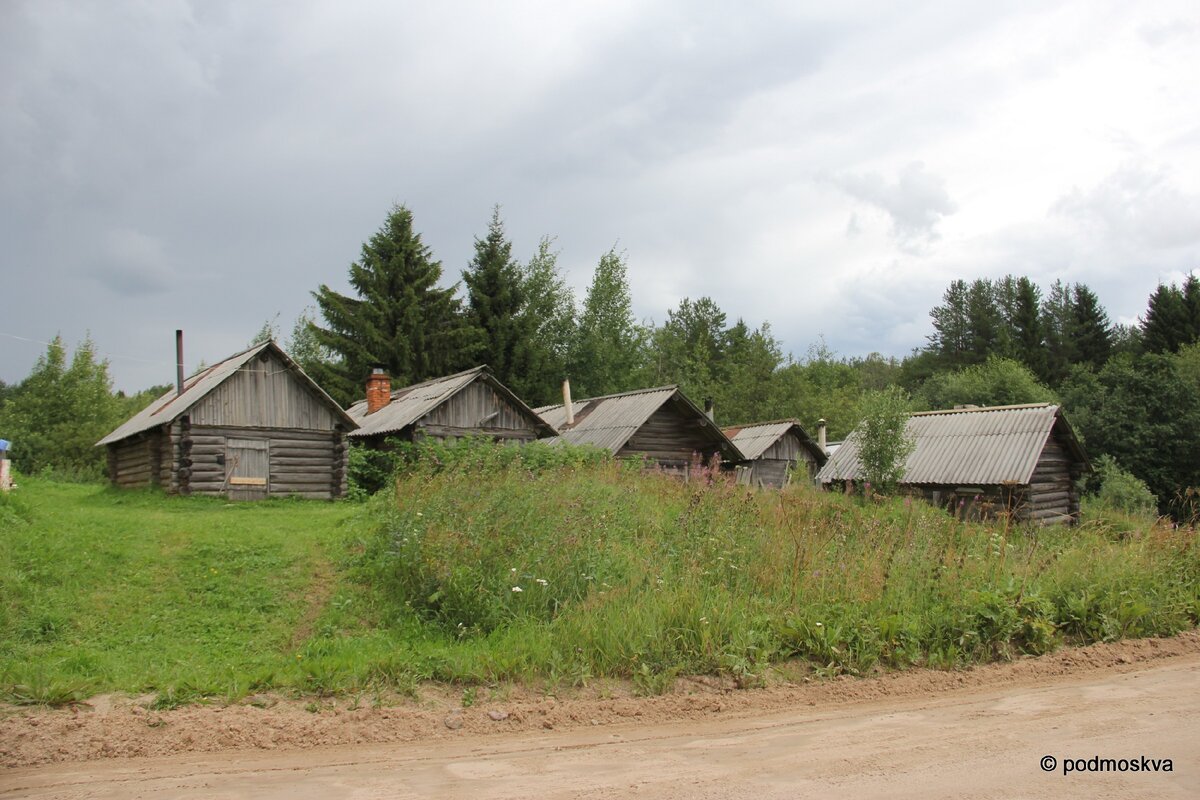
[817,418,827,453]
[175,330,185,396]
[704,397,714,422]
[562,378,575,426]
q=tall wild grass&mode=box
[347,455,1199,689]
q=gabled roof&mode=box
[535,385,744,459]
[722,419,828,466]
[817,403,1089,486]
[345,365,557,438]
[97,340,355,446]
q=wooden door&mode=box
[225,438,269,500]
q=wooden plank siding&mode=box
[187,350,342,431]
[619,402,725,467]
[415,381,541,441]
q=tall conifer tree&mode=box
[309,204,473,406]
[462,206,530,391]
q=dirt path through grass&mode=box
[2,632,1198,798]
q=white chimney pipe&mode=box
[562,379,574,426]
[817,418,827,453]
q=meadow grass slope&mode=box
[1,462,1196,706]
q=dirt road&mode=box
[3,635,1198,799]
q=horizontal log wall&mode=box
[108,429,163,489]
[1026,435,1078,524]
[185,425,346,500]
[743,459,791,488]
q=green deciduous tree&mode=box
[514,236,577,406]
[855,385,916,493]
[0,336,127,479]
[918,356,1056,411]
[1061,353,1200,516]
[571,247,646,397]
[308,204,475,406]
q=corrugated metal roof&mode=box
[722,419,827,465]
[535,386,744,459]
[97,341,354,446]
[817,403,1085,486]
[535,386,679,453]
[346,366,556,438]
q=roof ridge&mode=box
[388,364,488,396]
[721,418,802,431]
[538,384,678,410]
[911,402,1055,416]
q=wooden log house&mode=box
[723,419,828,488]
[97,340,356,500]
[345,366,557,447]
[816,403,1090,524]
[535,385,744,471]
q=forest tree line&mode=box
[3,202,1199,513]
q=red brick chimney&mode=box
[366,368,391,414]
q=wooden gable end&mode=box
[761,430,819,478]
[416,379,541,440]
[188,349,342,432]
[619,400,722,466]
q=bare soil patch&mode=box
[2,630,1197,771]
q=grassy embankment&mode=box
[1,459,1197,706]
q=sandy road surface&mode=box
[3,638,1199,799]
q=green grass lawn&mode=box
[0,479,361,705]
[1,462,1197,707]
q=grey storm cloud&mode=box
[3,1,1200,391]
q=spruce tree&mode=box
[1141,283,1189,354]
[308,204,474,406]
[965,278,1002,363]
[462,206,530,391]
[1070,283,1113,370]
[1010,277,1046,380]
[927,279,970,368]
[1041,280,1075,386]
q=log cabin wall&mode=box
[619,402,723,467]
[107,429,163,489]
[175,350,348,499]
[740,459,791,488]
[184,425,347,500]
[1025,425,1081,524]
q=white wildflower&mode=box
[511,586,523,593]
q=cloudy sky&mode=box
[3,0,1200,392]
